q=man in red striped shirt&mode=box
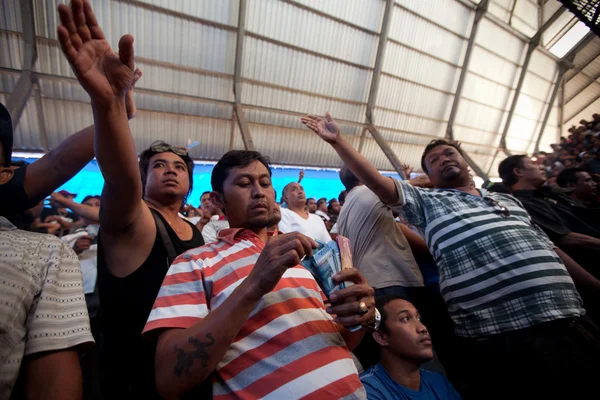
[144,150,377,399]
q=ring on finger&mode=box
[358,301,368,315]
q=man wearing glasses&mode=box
[55,2,205,398]
[302,113,600,400]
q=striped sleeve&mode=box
[392,179,427,227]
[143,253,209,336]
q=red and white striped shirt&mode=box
[143,228,365,400]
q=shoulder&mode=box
[359,365,388,400]
[420,370,457,393]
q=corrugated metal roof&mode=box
[1,0,598,179]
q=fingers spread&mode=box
[83,0,105,40]
[58,4,83,51]
[72,0,92,42]
[118,34,135,70]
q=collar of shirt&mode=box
[0,216,17,230]
[217,227,266,248]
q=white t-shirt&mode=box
[279,208,331,243]
[202,219,230,244]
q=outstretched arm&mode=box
[57,0,144,234]
[301,114,399,204]
[50,192,99,223]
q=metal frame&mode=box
[363,0,409,178]
[6,0,37,130]
[233,0,255,151]
[498,6,566,154]
[534,62,569,153]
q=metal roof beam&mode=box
[32,77,48,151]
[534,61,568,153]
[565,91,600,124]
[446,0,489,140]
[364,0,408,178]
[509,0,518,26]
[499,6,565,151]
[233,0,255,151]
[6,0,37,130]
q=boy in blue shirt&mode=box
[360,295,461,400]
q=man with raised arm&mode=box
[56,1,203,398]
[302,113,600,399]
[144,150,377,399]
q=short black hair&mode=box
[375,294,415,333]
[557,167,587,188]
[306,197,316,205]
[339,166,361,191]
[81,195,101,204]
[211,150,271,194]
[200,191,211,199]
[338,190,347,204]
[498,155,527,187]
[317,197,327,206]
[420,139,464,174]
[139,141,195,203]
[327,198,339,213]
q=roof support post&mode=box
[364,0,408,177]
[534,62,568,153]
[32,77,48,150]
[446,0,489,140]
[6,0,37,130]
[233,0,255,151]
[499,6,565,153]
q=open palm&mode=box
[301,113,341,144]
[57,0,134,104]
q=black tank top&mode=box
[98,209,204,399]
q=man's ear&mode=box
[210,191,225,210]
[0,167,14,185]
[372,330,389,347]
[513,167,524,179]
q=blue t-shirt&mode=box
[360,363,461,400]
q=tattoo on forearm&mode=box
[173,333,216,377]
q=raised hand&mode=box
[401,163,414,178]
[57,0,135,105]
[328,268,375,328]
[50,192,72,207]
[125,68,142,119]
[301,113,341,144]
[298,170,305,183]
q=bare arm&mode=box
[559,232,600,252]
[155,279,260,399]
[301,114,399,204]
[23,127,94,201]
[57,1,143,234]
[398,223,431,258]
[23,350,82,400]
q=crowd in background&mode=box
[1,2,600,400]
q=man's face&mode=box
[574,171,598,200]
[317,200,327,213]
[424,145,468,188]
[200,193,217,216]
[217,160,274,229]
[329,200,341,215]
[374,299,433,363]
[268,203,281,229]
[145,152,190,201]
[518,157,546,188]
[284,183,306,207]
[306,198,317,213]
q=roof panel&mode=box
[374,109,446,138]
[243,36,372,102]
[398,0,473,37]
[377,75,453,121]
[529,50,557,82]
[469,46,520,87]
[137,0,239,25]
[564,82,600,124]
[292,0,384,32]
[247,0,378,68]
[0,0,22,32]
[453,124,501,148]
[461,72,512,109]
[383,41,460,93]
[477,18,526,64]
[455,99,505,136]
[388,5,467,66]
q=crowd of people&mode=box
[1,1,600,399]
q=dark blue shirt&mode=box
[360,363,461,400]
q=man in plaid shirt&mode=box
[302,113,600,400]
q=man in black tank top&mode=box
[56,3,203,397]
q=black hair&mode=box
[10,160,29,167]
[485,182,511,194]
[420,139,464,174]
[557,167,587,188]
[138,141,195,203]
[498,155,527,187]
[211,150,272,194]
[339,166,361,191]
[375,293,415,333]
[200,191,211,199]
[317,197,327,206]
[306,197,316,205]
[81,195,101,204]
[327,198,339,213]
[338,190,347,205]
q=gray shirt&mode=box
[337,185,424,289]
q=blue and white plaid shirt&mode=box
[393,180,583,338]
